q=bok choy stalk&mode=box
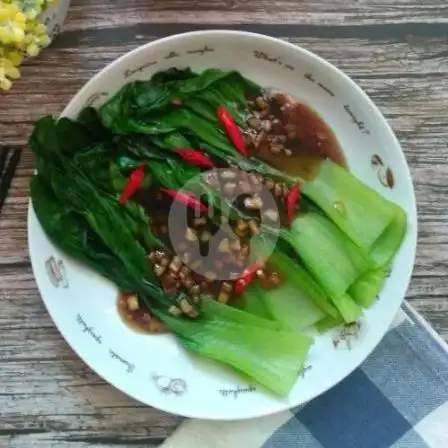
[157,298,312,396]
[288,211,373,299]
[301,159,406,255]
[249,282,324,331]
[300,161,407,310]
[251,239,339,319]
[239,285,274,320]
[348,268,388,308]
[315,315,345,334]
[285,210,369,322]
[369,205,407,268]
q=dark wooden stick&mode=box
[0,149,21,214]
[0,146,10,179]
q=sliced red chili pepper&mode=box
[119,164,145,205]
[177,149,214,169]
[234,263,260,296]
[160,188,208,213]
[234,278,248,297]
[285,184,301,224]
[217,106,249,157]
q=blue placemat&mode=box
[162,302,448,448]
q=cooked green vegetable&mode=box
[301,160,397,249]
[288,211,373,298]
[348,267,387,308]
[315,315,344,334]
[248,239,340,328]
[158,298,313,396]
[93,66,406,275]
[30,155,171,309]
[30,176,140,294]
[100,68,258,133]
[332,293,362,323]
[240,285,274,320]
[253,282,324,331]
[369,205,407,268]
[99,68,294,184]
[29,66,408,397]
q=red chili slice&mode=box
[234,263,260,296]
[160,188,208,213]
[285,184,301,224]
[217,106,249,157]
[119,164,145,205]
[177,149,214,169]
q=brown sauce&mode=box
[252,94,346,181]
[117,291,168,334]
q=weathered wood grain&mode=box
[0,264,182,448]
[65,0,448,26]
[0,0,447,446]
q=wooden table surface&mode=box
[0,1,447,446]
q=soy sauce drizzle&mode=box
[248,91,346,182]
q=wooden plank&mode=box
[65,0,448,26]
[0,264,182,447]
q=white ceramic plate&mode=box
[28,31,417,420]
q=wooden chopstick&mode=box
[0,147,10,179]
[0,148,21,214]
